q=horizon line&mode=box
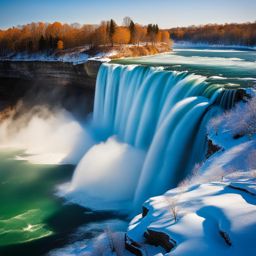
[1,19,255,31]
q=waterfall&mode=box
[68,63,236,211]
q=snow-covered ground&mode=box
[127,146,256,256]
[127,170,256,256]
[0,49,117,64]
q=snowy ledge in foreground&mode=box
[126,170,256,256]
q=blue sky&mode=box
[0,0,255,29]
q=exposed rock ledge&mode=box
[206,138,221,158]
[0,59,104,114]
[0,59,103,89]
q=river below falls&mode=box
[0,150,127,255]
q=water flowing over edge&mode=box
[62,63,237,212]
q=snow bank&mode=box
[0,52,90,64]
[126,170,256,255]
[0,49,116,64]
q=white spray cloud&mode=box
[0,104,94,165]
[61,137,146,211]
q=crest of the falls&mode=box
[68,63,237,211]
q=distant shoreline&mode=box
[0,44,172,64]
[1,41,255,65]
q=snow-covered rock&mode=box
[126,170,256,256]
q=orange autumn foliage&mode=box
[113,27,130,45]
[160,31,172,46]
[170,22,256,46]
[57,40,64,50]
[133,24,147,45]
[0,19,172,55]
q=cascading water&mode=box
[66,63,236,211]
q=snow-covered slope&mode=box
[126,170,256,256]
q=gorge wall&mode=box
[0,60,103,114]
[0,60,102,88]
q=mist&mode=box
[0,102,94,165]
[61,137,146,211]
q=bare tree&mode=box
[123,16,132,27]
[165,197,179,222]
[208,96,256,139]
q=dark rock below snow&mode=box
[144,229,176,253]
[206,139,221,158]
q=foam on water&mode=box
[133,54,256,69]
[61,137,145,211]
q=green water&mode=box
[0,150,121,256]
[0,151,61,246]
[113,48,256,88]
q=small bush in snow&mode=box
[165,197,179,222]
[92,229,125,256]
[208,96,256,139]
[178,162,202,187]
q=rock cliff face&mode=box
[0,60,102,88]
[0,60,103,114]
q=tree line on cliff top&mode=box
[0,17,171,55]
[170,22,256,46]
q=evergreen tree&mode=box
[109,19,116,46]
[154,24,159,34]
[147,24,153,35]
[147,24,154,45]
[147,24,159,45]
[129,20,135,43]
[49,35,54,49]
[38,36,46,51]
[27,40,33,52]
